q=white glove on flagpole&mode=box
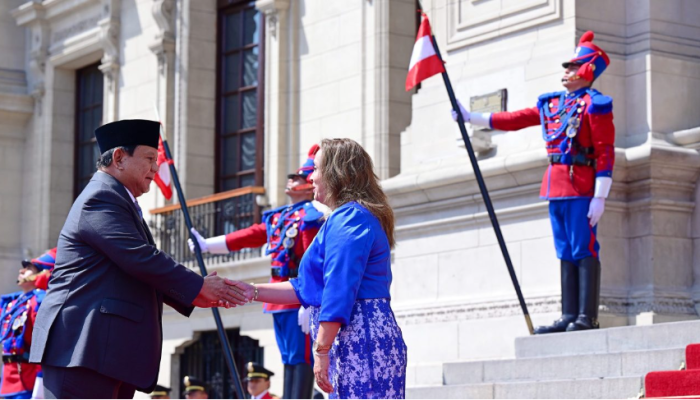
[450,99,491,127]
[298,306,311,335]
[188,228,230,255]
[450,99,471,123]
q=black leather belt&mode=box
[3,354,29,364]
[271,268,298,278]
[548,154,595,167]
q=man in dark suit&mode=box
[30,120,247,399]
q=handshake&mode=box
[191,272,257,309]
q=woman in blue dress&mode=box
[232,138,407,399]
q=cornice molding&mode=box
[0,92,34,122]
[11,1,45,26]
[385,143,700,212]
[255,0,289,14]
[393,293,698,326]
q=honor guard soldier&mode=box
[21,248,56,291]
[183,376,208,399]
[453,31,614,333]
[245,362,276,399]
[190,145,327,399]
[0,251,52,398]
[149,384,171,399]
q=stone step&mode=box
[515,320,700,359]
[443,348,684,384]
[407,376,642,399]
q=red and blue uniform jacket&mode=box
[34,270,53,291]
[257,391,274,399]
[224,201,325,313]
[0,289,45,397]
[490,87,615,199]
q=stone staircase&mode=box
[407,320,700,399]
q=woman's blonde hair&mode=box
[318,138,395,247]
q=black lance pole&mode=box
[429,35,535,335]
[156,121,247,397]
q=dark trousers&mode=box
[42,365,136,399]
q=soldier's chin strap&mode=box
[288,183,313,193]
[17,274,37,284]
[17,270,48,284]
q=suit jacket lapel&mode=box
[142,220,155,245]
[92,172,151,242]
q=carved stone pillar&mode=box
[256,0,293,208]
[99,0,121,123]
[29,21,48,115]
[150,0,176,142]
[12,1,48,115]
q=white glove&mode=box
[188,228,209,253]
[587,197,605,227]
[32,375,44,399]
[450,99,471,123]
[298,306,311,335]
[587,177,612,227]
[187,228,231,255]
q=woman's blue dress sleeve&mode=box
[319,206,374,326]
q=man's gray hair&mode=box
[96,145,137,169]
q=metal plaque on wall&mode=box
[469,89,507,131]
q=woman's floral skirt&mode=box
[310,298,408,399]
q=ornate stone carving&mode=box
[51,14,102,44]
[98,0,121,123]
[393,294,698,326]
[152,0,175,41]
[394,297,561,325]
[255,0,289,38]
[98,17,120,86]
[29,21,49,110]
[149,0,176,74]
[12,2,49,111]
[601,295,698,316]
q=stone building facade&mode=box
[2,0,700,397]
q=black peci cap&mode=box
[95,119,161,154]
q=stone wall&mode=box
[383,0,700,368]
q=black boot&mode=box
[534,260,579,334]
[283,364,294,399]
[566,257,601,331]
[290,363,314,399]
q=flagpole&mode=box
[417,12,534,335]
[155,110,247,398]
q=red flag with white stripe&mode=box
[154,137,173,200]
[406,13,445,91]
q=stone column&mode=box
[363,0,414,179]
[11,0,50,257]
[256,0,294,208]
[98,0,121,124]
[150,0,176,133]
[605,144,700,325]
